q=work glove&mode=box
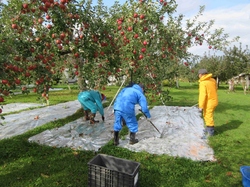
[102,116,105,121]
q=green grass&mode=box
[0,82,249,187]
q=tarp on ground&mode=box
[0,101,215,161]
[0,101,80,139]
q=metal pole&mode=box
[139,109,161,134]
[107,76,127,111]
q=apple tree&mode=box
[101,0,236,104]
[0,0,238,110]
[0,0,117,106]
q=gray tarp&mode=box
[0,101,80,139]
[0,101,215,161]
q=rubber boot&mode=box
[84,110,90,121]
[207,126,214,136]
[129,132,139,145]
[90,113,99,124]
[114,131,119,146]
[202,126,214,139]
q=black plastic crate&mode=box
[88,154,140,187]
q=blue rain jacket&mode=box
[113,84,151,133]
[78,90,104,116]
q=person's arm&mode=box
[199,82,207,110]
[93,92,104,116]
[137,92,151,118]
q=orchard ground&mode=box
[0,100,215,161]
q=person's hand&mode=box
[102,116,105,121]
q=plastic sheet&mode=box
[1,103,43,114]
[28,107,124,152]
[119,106,215,161]
[0,101,81,139]
[0,102,215,161]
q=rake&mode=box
[139,109,164,138]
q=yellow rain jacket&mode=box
[199,73,218,127]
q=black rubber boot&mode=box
[114,131,119,146]
[90,113,99,124]
[129,132,139,145]
[84,110,90,121]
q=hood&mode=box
[199,73,213,82]
[132,84,144,94]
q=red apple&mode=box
[74,53,80,58]
[22,3,28,9]
[143,40,148,46]
[117,25,122,30]
[60,0,66,4]
[57,45,63,50]
[46,14,51,20]
[35,37,41,42]
[0,96,4,102]
[140,14,145,19]
[25,72,31,77]
[56,39,61,44]
[30,47,35,52]
[127,26,132,31]
[15,79,21,85]
[45,2,51,8]
[117,20,123,25]
[11,24,18,29]
[60,32,66,39]
[47,24,52,29]
[141,48,146,53]
[38,18,43,24]
[133,13,138,18]
[1,80,8,84]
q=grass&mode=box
[0,82,249,187]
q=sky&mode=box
[2,0,250,56]
[95,0,250,56]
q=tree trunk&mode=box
[67,84,72,92]
[216,77,219,88]
[175,75,179,88]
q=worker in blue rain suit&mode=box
[78,90,106,124]
[113,83,151,145]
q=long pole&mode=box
[139,109,161,134]
[107,76,127,111]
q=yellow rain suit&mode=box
[199,73,218,127]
